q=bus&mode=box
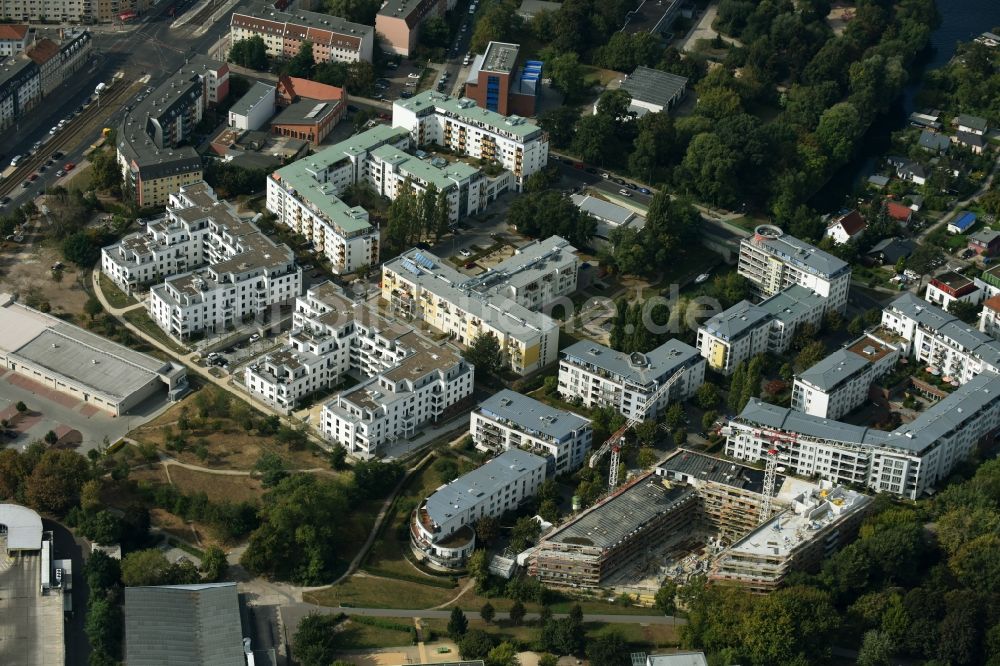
[118,10,137,21]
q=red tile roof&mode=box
[830,210,866,236]
[983,295,1000,313]
[887,202,913,222]
[276,75,345,103]
[26,38,59,65]
[0,24,28,41]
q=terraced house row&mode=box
[230,4,374,64]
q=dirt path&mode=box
[429,578,476,610]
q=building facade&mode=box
[558,339,705,419]
[230,7,374,64]
[924,270,982,312]
[375,0,449,57]
[393,91,549,191]
[464,42,540,116]
[382,239,575,375]
[0,55,40,132]
[471,389,592,476]
[228,81,276,131]
[412,449,546,569]
[738,225,851,312]
[0,25,29,56]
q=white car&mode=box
[407,72,421,79]
[249,333,261,343]
[459,249,472,258]
[695,273,710,284]
[618,188,631,197]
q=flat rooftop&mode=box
[543,474,695,551]
[621,66,687,108]
[394,91,544,140]
[0,551,65,665]
[930,270,975,291]
[700,300,771,342]
[657,449,770,495]
[560,338,701,388]
[796,348,871,392]
[482,41,519,74]
[477,389,590,441]
[0,504,42,551]
[229,81,275,118]
[746,227,850,279]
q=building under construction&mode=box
[529,449,868,591]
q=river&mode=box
[810,0,1000,211]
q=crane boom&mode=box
[588,366,687,491]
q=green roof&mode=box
[369,144,479,190]
[394,91,543,140]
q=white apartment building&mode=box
[0,25,29,57]
[980,295,1000,338]
[412,448,546,568]
[321,336,474,459]
[696,285,826,375]
[230,8,375,64]
[472,389,592,476]
[881,292,1000,385]
[393,91,549,190]
[791,333,900,419]
[558,339,705,420]
[727,370,1000,499]
[924,270,982,312]
[119,182,302,340]
[382,239,577,375]
[738,225,851,312]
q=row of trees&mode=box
[383,180,451,256]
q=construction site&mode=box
[527,449,872,596]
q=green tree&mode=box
[470,2,521,52]
[228,35,268,70]
[654,580,677,616]
[538,106,580,148]
[62,231,99,266]
[434,188,450,241]
[25,449,89,515]
[84,550,121,595]
[121,549,174,587]
[480,601,495,624]
[572,114,618,166]
[815,102,863,163]
[254,452,288,488]
[795,340,827,372]
[475,515,500,545]
[84,296,103,320]
[459,629,496,659]
[420,16,450,48]
[664,403,686,429]
[509,515,541,552]
[586,632,626,666]
[696,382,720,409]
[547,51,585,102]
[509,599,526,625]
[200,545,228,582]
[80,510,123,546]
[322,0,380,23]
[637,446,659,468]
[464,332,507,380]
[701,410,718,434]
[293,612,341,666]
[448,607,469,639]
[857,629,894,666]
[286,41,316,78]
[486,641,519,666]
[85,597,122,660]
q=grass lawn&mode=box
[303,575,458,610]
[122,308,188,354]
[162,466,264,504]
[337,618,416,649]
[580,65,623,87]
[97,272,136,309]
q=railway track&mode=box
[0,76,143,199]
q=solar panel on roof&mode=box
[413,252,435,269]
[304,102,327,119]
[401,259,422,275]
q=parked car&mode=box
[28,173,38,181]
[407,72,421,79]
[695,273,710,284]
[400,91,413,98]
[612,177,625,185]
[638,187,651,194]
[0,196,10,206]
[55,169,65,177]
[618,188,630,196]
[52,151,64,159]
[249,334,261,343]
[464,261,476,269]
[64,162,75,171]
[460,248,472,257]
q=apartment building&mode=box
[412,449,546,569]
[0,55,39,132]
[0,25,29,56]
[117,57,229,207]
[557,339,705,420]
[924,270,982,312]
[471,389,592,476]
[230,6,374,64]
[738,225,851,311]
[726,371,1000,499]
[24,29,91,96]
[393,91,549,190]
[791,333,900,420]
[244,281,416,413]
[980,295,1000,338]
[880,292,1000,385]
[696,285,826,375]
[709,484,872,593]
[110,182,302,340]
[382,239,576,375]
[321,336,474,458]
[376,0,450,57]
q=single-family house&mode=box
[867,175,890,189]
[976,32,1000,47]
[955,114,988,136]
[918,130,951,153]
[825,210,867,245]
[969,229,1000,257]
[887,156,927,186]
[948,211,977,235]
[925,270,982,311]
[907,195,924,212]
[867,237,916,265]
[887,201,914,225]
[953,131,986,155]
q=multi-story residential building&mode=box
[228,81,276,131]
[321,335,474,458]
[709,483,872,593]
[880,292,1000,384]
[117,56,230,207]
[980,295,1000,338]
[738,224,851,312]
[791,332,900,420]
[0,55,40,132]
[104,181,301,340]
[393,91,549,190]
[558,339,705,420]
[696,285,827,375]
[26,30,91,96]
[230,6,374,64]
[412,448,546,568]
[244,281,421,413]
[375,0,452,57]
[0,25,29,56]
[726,370,1000,499]
[924,270,982,312]
[382,239,576,375]
[471,389,592,476]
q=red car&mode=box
[28,173,38,181]
[63,162,75,172]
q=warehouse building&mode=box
[0,294,187,416]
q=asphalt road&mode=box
[44,518,90,666]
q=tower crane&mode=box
[589,366,686,492]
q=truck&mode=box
[95,82,107,95]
